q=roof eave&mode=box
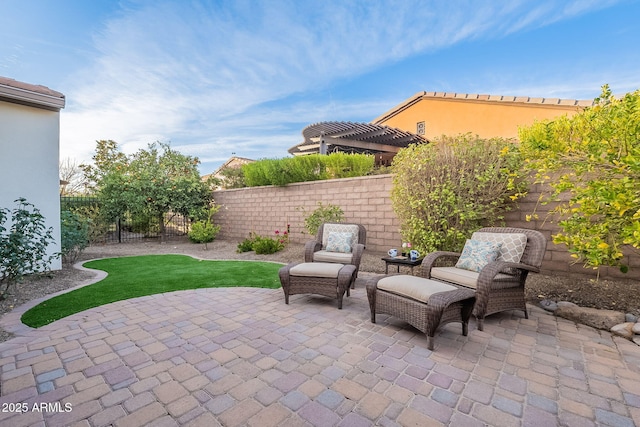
[0,81,66,111]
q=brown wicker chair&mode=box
[304,223,366,280]
[420,227,547,331]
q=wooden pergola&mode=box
[288,121,428,164]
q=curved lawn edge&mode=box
[21,254,285,329]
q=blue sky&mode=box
[2,0,639,174]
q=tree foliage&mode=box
[391,135,527,254]
[0,199,56,300]
[83,140,212,240]
[519,85,640,271]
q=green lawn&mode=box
[21,255,282,328]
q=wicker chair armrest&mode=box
[479,260,539,282]
[304,240,322,262]
[351,243,365,267]
[420,251,461,278]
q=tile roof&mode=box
[372,91,593,125]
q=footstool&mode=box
[366,274,476,350]
[279,262,357,309]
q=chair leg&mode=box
[427,335,434,351]
[476,317,484,332]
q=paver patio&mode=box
[1,273,640,426]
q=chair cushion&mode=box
[377,275,458,303]
[455,239,502,272]
[430,267,515,289]
[322,224,359,248]
[290,263,345,278]
[313,250,353,264]
[472,232,527,264]
[326,232,353,253]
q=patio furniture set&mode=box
[279,223,546,351]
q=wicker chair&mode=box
[305,223,366,280]
[420,227,547,331]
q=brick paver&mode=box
[1,273,639,426]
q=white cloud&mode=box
[59,0,626,169]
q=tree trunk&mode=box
[158,213,166,243]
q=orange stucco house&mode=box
[372,91,594,141]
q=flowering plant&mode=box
[275,224,290,246]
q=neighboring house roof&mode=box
[289,121,428,156]
[202,156,254,183]
[0,76,66,111]
[212,156,254,175]
[372,91,593,125]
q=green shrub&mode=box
[298,202,345,235]
[0,198,56,300]
[236,237,256,253]
[324,152,374,178]
[188,206,221,249]
[391,134,527,254]
[60,210,90,264]
[252,236,284,254]
[243,153,374,186]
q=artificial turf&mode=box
[21,254,282,328]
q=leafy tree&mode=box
[0,199,56,300]
[519,85,640,271]
[84,141,212,241]
[391,135,527,254]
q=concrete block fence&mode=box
[212,174,640,282]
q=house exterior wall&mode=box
[0,99,62,270]
[374,94,587,140]
[212,174,640,282]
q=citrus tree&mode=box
[83,141,214,241]
[519,85,640,271]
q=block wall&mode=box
[212,174,640,282]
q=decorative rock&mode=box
[611,322,635,339]
[634,336,640,346]
[539,299,558,312]
[633,323,640,334]
[555,305,626,331]
[625,313,638,323]
[557,301,579,308]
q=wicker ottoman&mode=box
[279,262,357,309]
[366,275,476,350]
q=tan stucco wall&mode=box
[377,96,585,140]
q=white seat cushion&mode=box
[290,263,345,278]
[430,267,514,289]
[377,275,458,303]
[313,250,353,264]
